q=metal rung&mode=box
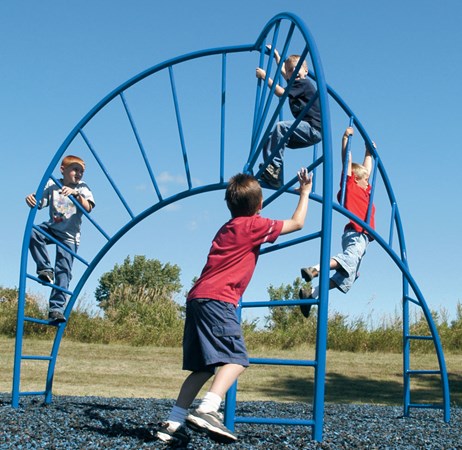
[408,403,444,410]
[407,369,441,375]
[250,357,316,367]
[242,299,317,308]
[22,355,53,361]
[406,335,433,341]
[234,416,314,426]
[24,316,53,325]
[19,390,47,397]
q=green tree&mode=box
[95,255,182,311]
[265,277,309,331]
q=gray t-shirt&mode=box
[39,178,95,246]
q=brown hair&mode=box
[61,155,85,170]
[225,173,262,218]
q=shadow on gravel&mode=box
[56,401,157,443]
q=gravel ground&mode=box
[0,395,459,449]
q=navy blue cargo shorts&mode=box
[183,299,249,373]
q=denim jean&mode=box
[29,224,77,312]
[331,230,369,293]
[263,120,322,171]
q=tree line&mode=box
[1,255,461,352]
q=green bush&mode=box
[3,283,462,354]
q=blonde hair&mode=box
[61,155,85,171]
[351,162,368,180]
[284,54,308,72]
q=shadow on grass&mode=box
[253,371,462,407]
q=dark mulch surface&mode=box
[0,395,459,449]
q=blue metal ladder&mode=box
[12,11,449,443]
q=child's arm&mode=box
[61,186,94,213]
[280,168,312,235]
[362,141,376,176]
[256,68,285,97]
[265,45,286,79]
[342,127,354,176]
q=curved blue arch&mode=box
[13,11,449,443]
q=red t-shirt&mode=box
[338,175,375,234]
[187,215,284,306]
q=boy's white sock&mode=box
[197,391,222,413]
[313,264,320,273]
[167,405,188,429]
[312,286,320,298]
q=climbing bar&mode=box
[260,230,322,255]
[24,316,55,325]
[21,355,52,361]
[79,129,135,223]
[219,54,227,182]
[120,92,163,201]
[407,369,441,375]
[339,117,354,206]
[250,358,317,367]
[388,202,397,246]
[242,299,317,308]
[168,65,192,189]
[406,335,433,341]
[262,154,323,207]
[234,417,314,427]
[29,224,89,266]
[251,57,314,174]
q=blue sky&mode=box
[1,0,461,327]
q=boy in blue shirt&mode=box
[256,47,322,188]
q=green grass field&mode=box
[1,337,460,406]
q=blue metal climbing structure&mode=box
[13,11,449,443]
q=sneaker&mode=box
[299,286,314,318]
[37,269,54,284]
[186,409,237,444]
[260,163,282,189]
[156,422,190,447]
[48,311,66,323]
[300,266,318,282]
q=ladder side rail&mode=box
[13,162,78,406]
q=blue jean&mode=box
[263,120,322,171]
[29,224,77,312]
[331,230,369,294]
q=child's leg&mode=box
[29,226,53,273]
[49,243,76,313]
[331,231,368,294]
[263,120,294,168]
[175,371,214,410]
[200,363,246,410]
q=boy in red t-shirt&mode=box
[156,168,312,446]
[299,127,376,318]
